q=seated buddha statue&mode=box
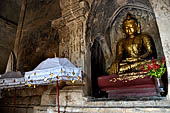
[107,13,155,74]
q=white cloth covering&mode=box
[25,57,82,85]
[0,57,82,89]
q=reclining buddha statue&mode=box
[107,13,155,75]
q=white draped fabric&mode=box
[0,57,82,88]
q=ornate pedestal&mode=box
[98,74,159,98]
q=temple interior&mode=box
[0,0,170,113]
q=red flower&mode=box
[162,56,165,63]
[147,64,152,71]
[139,57,166,78]
[151,62,160,70]
[152,57,156,64]
[153,64,160,70]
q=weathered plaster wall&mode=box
[149,0,170,67]
[0,19,17,74]
[15,0,61,72]
[149,0,170,98]
[0,0,21,24]
[15,0,91,72]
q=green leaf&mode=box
[157,73,161,78]
[163,68,166,73]
[161,63,165,68]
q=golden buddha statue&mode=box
[107,13,154,74]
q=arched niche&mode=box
[105,6,163,64]
[84,0,168,97]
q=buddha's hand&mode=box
[124,57,141,62]
[107,62,119,75]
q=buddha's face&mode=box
[124,20,137,36]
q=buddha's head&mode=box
[123,13,140,36]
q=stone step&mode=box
[34,106,170,113]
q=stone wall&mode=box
[1,85,170,113]
[0,85,55,113]
[14,0,61,72]
[52,0,90,68]
[0,0,21,24]
[0,18,17,74]
[149,0,170,98]
[14,0,91,72]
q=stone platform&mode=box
[98,74,159,98]
[0,85,170,113]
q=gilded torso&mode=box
[123,35,143,58]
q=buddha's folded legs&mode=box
[119,60,152,74]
